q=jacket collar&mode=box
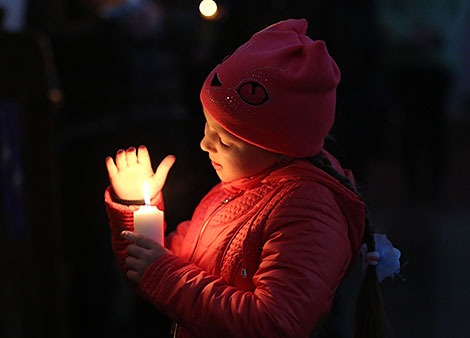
[220,151,359,201]
[220,160,291,194]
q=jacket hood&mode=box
[319,151,366,270]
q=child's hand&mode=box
[106,146,175,200]
[121,230,169,284]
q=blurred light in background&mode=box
[199,0,218,19]
[0,0,26,32]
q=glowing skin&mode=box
[200,108,284,182]
[106,146,175,200]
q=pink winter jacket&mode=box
[105,152,365,338]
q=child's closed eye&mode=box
[219,138,230,148]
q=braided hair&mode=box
[308,152,393,338]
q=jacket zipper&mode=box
[189,194,235,262]
[172,193,237,338]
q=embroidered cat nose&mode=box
[210,72,222,87]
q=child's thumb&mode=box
[153,154,176,189]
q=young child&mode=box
[105,19,398,338]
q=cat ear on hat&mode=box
[302,40,341,90]
[262,18,308,34]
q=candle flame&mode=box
[143,181,151,206]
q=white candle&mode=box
[133,182,164,246]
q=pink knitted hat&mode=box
[200,18,341,157]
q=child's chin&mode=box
[217,172,233,183]
[217,174,229,182]
[218,174,243,184]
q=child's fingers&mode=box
[126,147,137,166]
[115,149,127,170]
[105,156,118,178]
[126,243,145,258]
[153,154,176,189]
[121,231,155,250]
[126,269,140,283]
[125,255,141,271]
[137,145,152,168]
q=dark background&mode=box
[1,0,469,337]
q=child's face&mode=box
[200,108,282,182]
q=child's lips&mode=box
[211,160,222,170]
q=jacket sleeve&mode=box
[138,183,353,338]
[104,186,165,280]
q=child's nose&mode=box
[200,134,216,153]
